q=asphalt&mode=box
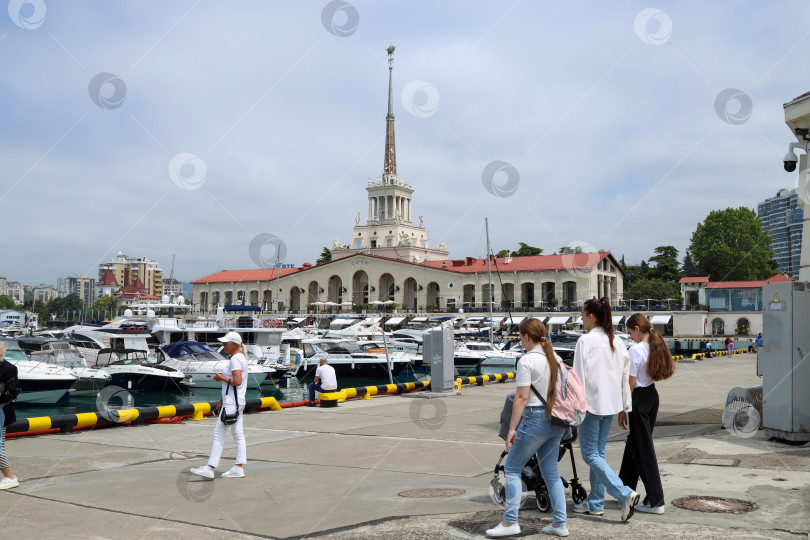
[1,353,809,540]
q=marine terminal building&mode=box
[191,46,625,314]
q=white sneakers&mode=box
[542,523,569,537]
[572,501,603,515]
[221,466,245,478]
[635,501,665,514]
[189,466,214,479]
[189,465,245,479]
[0,476,19,490]
[621,491,641,522]
[485,522,521,537]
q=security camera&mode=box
[784,151,798,172]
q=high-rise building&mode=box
[67,276,95,305]
[57,277,68,298]
[98,252,164,297]
[757,188,803,279]
[0,276,7,297]
[5,281,24,304]
[33,284,59,303]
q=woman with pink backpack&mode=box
[487,318,570,538]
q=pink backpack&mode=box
[530,359,588,427]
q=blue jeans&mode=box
[504,406,566,526]
[308,382,336,402]
[578,412,633,511]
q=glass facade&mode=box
[707,288,762,311]
[757,188,803,279]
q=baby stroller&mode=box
[490,392,587,512]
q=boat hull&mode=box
[106,373,188,392]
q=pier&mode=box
[1,352,808,539]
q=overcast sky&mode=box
[1,0,808,286]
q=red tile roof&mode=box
[191,267,300,284]
[422,252,616,274]
[705,274,793,289]
[678,276,710,284]
[98,270,119,286]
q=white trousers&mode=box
[207,407,246,468]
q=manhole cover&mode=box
[398,488,466,498]
[672,496,758,514]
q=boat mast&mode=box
[485,217,494,345]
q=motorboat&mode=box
[27,344,111,397]
[0,339,77,404]
[158,341,268,389]
[213,344,283,383]
[477,345,576,369]
[293,338,421,378]
[93,348,190,392]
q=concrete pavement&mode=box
[1,352,808,539]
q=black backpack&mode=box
[0,362,21,406]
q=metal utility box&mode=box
[760,281,810,441]
[424,323,455,392]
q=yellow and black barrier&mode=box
[671,355,684,362]
[317,380,432,407]
[7,396,283,435]
[455,372,515,388]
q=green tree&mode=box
[681,249,699,277]
[0,295,16,309]
[558,246,583,255]
[46,293,85,318]
[648,246,681,282]
[623,278,683,304]
[689,207,775,281]
[623,261,649,288]
[94,294,118,313]
[495,249,510,258]
[514,243,543,256]
[315,247,332,265]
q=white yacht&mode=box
[294,338,422,378]
[94,348,191,392]
[27,342,111,397]
[0,339,77,404]
[159,341,268,389]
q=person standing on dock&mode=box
[0,343,20,490]
[308,358,337,406]
[618,313,675,515]
[190,331,248,479]
[725,336,734,357]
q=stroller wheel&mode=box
[572,484,588,504]
[489,475,506,507]
[535,489,551,513]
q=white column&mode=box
[408,198,411,221]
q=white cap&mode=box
[217,331,243,345]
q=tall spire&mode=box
[384,44,397,177]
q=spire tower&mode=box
[384,44,397,177]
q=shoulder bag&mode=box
[220,382,240,425]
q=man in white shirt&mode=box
[308,358,337,406]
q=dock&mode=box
[2,353,809,539]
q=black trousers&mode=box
[618,384,664,507]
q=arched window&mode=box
[711,318,725,335]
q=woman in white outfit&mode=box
[191,331,248,479]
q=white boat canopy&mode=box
[650,314,672,325]
[612,315,625,324]
[575,316,584,324]
[547,316,571,325]
[384,317,405,326]
[292,317,307,323]
[411,317,427,322]
[505,316,525,325]
[531,316,549,323]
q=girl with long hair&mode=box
[487,318,569,538]
[572,297,639,522]
[618,313,675,514]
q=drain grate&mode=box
[398,488,466,498]
[672,496,758,514]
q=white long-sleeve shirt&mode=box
[573,327,632,415]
